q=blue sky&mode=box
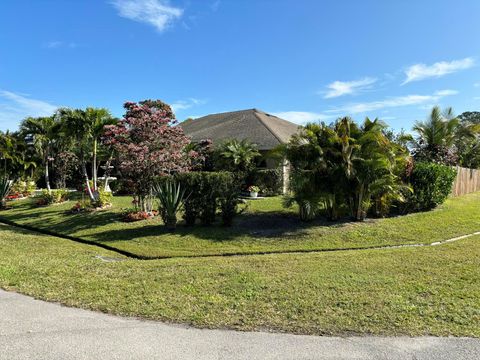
[1,0,480,132]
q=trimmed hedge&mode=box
[175,171,240,226]
[252,168,283,196]
[406,162,457,212]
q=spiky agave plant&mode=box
[154,180,187,231]
[0,178,13,209]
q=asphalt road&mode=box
[0,289,479,360]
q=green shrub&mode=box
[92,189,113,208]
[252,169,283,196]
[406,162,457,212]
[217,174,243,226]
[176,171,239,226]
[37,189,69,206]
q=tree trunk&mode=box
[82,161,95,202]
[355,183,365,221]
[45,162,51,193]
[92,139,97,191]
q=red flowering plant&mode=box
[103,100,199,214]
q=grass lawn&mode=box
[0,192,479,258]
[0,223,478,336]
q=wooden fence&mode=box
[451,166,480,197]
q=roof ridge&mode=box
[253,110,284,144]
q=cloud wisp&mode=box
[171,98,206,113]
[402,58,475,84]
[327,89,458,114]
[272,111,332,125]
[44,41,78,49]
[110,0,183,32]
[0,90,58,131]
[322,77,377,99]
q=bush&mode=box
[252,169,283,196]
[175,171,240,226]
[405,162,457,212]
[37,189,69,206]
[92,189,113,208]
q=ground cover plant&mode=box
[0,192,479,258]
[0,223,478,337]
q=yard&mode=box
[0,192,479,258]
[0,220,478,337]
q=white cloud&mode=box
[402,57,475,84]
[0,90,58,131]
[328,89,458,114]
[44,41,78,49]
[323,77,377,98]
[474,82,480,87]
[110,0,183,32]
[272,111,332,124]
[171,98,206,112]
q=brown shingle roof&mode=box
[180,109,300,150]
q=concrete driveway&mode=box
[0,289,478,360]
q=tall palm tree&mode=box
[59,108,95,200]
[59,107,116,200]
[86,108,117,190]
[20,116,60,192]
[413,106,459,148]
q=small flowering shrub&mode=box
[120,209,158,222]
[11,179,36,198]
[70,200,91,213]
[247,185,260,193]
[36,189,69,206]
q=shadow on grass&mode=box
[1,196,354,247]
[88,211,353,244]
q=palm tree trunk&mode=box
[82,161,95,202]
[92,139,97,191]
[45,161,51,193]
[356,183,365,221]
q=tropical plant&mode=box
[85,108,118,191]
[0,178,13,209]
[20,116,60,192]
[154,179,187,230]
[214,139,260,173]
[284,117,410,221]
[456,111,480,168]
[412,106,480,166]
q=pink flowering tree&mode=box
[104,100,198,212]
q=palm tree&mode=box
[59,108,95,200]
[215,139,260,172]
[59,108,116,201]
[0,131,16,176]
[413,106,459,148]
[20,116,60,192]
[85,108,117,191]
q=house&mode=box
[180,108,300,193]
